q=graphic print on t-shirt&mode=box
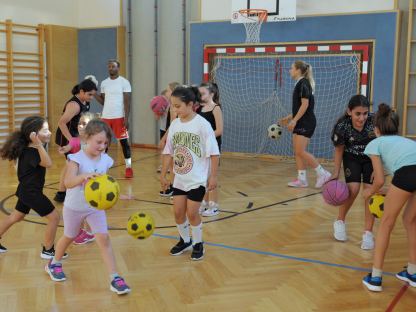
[172,132,201,175]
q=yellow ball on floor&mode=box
[84,174,120,210]
[127,212,155,240]
[369,194,385,218]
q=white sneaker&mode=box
[315,170,331,188]
[199,200,209,214]
[287,179,308,188]
[202,207,220,217]
[361,231,375,250]
[333,220,347,241]
[202,202,220,217]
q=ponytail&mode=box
[375,103,399,135]
[293,60,315,92]
[0,116,45,161]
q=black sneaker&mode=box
[160,186,173,197]
[53,191,66,203]
[0,243,7,253]
[191,242,204,261]
[40,246,69,260]
[170,238,192,256]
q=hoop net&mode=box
[238,9,268,43]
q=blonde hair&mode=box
[168,82,181,92]
[293,60,315,92]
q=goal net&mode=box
[210,51,363,159]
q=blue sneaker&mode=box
[110,276,131,295]
[45,259,66,282]
[362,273,382,292]
[396,269,416,287]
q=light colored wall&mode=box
[0,0,120,27]
[130,0,157,144]
[77,0,120,28]
[130,0,198,145]
[200,0,395,21]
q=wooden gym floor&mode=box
[0,147,414,311]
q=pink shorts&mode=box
[63,206,108,238]
[102,117,129,139]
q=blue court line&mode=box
[153,233,395,277]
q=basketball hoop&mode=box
[238,9,268,43]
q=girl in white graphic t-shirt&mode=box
[161,85,220,261]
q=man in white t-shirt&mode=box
[95,59,133,178]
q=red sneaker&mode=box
[125,167,133,178]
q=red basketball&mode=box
[150,95,169,117]
[322,179,349,206]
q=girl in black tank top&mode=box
[55,95,90,147]
[54,79,97,203]
[197,82,223,217]
[197,105,222,149]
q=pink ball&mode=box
[322,179,349,206]
[150,95,169,117]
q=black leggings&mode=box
[120,138,131,159]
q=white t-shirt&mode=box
[65,150,114,211]
[100,76,131,119]
[163,114,220,191]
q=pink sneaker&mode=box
[287,179,308,188]
[73,229,95,245]
[83,231,95,242]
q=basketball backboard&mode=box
[231,0,296,23]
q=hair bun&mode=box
[377,103,391,117]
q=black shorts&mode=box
[293,121,316,139]
[342,153,373,184]
[15,194,55,217]
[160,129,166,140]
[172,185,206,202]
[392,165,416,193]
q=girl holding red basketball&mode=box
[331,95,376,250]
[362,104,416,291]
[158,82,181,196]
[46,119,130,295]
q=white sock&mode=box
[191,223,203,244]
[314,165,326,176]
[209,201,218,208]
[176,221,190,243]
[372,267,382,278]
[125,158,132,168]
[201,200,207,207]
[298,170,307,181]
[408,262,416,275]
[51,257,61,265]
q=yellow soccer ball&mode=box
[369,194,385,218]
[84,174,120,210]
[127,212,155,240]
